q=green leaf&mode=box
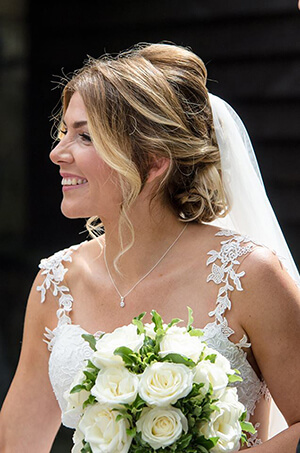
[70,384,86,394]
[167,318,183,329]
[240,432,248,446]
[175,433,193,449]
[189,328,204,337]
[240,410,247,422]
[126,427,137,437]
[197,435,219,449]
[81,441,92,453]
[187,306,194,331]
[134,312,146,322]
[82,394,96,409]
[227,373,243,383]
[82,334,96,351]
[132,312,146,335]
[209,404,220,412]
[151,310,163,332]
[205,354,217,363]
[83,370,97,381]
[86,359,99,371]
[240,421,256,434]
[160,353,196,368]
[114,346,137,365]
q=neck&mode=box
[101,200,186,284]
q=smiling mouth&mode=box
[61,177,88,186]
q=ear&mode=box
[146,156,170,184]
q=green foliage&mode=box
[227,370,243,384]
[160,353,196,368]
[82,334,97,351]
[204,354,217,364]
[187,306,194,332]
[82,394,96,409]
[132,312,146,335]
[240,421,256,434]
[81,440,92,452]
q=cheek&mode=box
[91,159,123,203]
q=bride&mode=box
[0,43,299,452]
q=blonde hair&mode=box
[59,43,228,262]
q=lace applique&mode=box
[236,334,252,350]
[247,423,263,447]
[259,380,271,402]
[204,230,270,417]
[37,243,85,347]
[207,230,261,325]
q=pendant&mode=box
[120,296,125,308]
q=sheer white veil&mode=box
[208,94,299,437]
[208,93,300,286]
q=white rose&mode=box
[92,324,144,368]
[203,347,233,375]
[199,388,244,453]
[79,403,132,453]
[136,406,188,450]
[71,426,85,453]
[139,362,193,406]
[194,359,228,397]
[91,366,139,406]
[159,326,205,363]
[219,387,243,406]
[63,370,90,426]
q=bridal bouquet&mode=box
[64,308,255,453]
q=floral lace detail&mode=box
[204,229,269,428]
[207,229,261,324]
[37,243,85,348]
[236,334,252,350]
[247,423,263,447]
[259,380,271,402]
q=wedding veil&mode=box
[208,93,300,286]
[208,93,299,437]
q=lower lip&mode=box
[62,183,88,192]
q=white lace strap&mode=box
[37,243,84,327]
[206,230,261,326]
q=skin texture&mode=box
[0,93,299,452]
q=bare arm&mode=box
[235,248,300,452]
[0,271,61,452]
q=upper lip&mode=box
[60,172,86,179]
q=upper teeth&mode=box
[62,177,88,186]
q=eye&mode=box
[79,133,92,143]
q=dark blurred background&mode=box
[0,0,299,451]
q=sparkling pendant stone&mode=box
[120,297,125,308]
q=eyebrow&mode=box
[63,120,88,129]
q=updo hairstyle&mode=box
[60,43,228,244]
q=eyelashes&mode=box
[79,133,92,143]
[59,129,92,143]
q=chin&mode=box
[60,202,92,219]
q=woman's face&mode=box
[50,91,122,220]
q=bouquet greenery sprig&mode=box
[64,308,255,453]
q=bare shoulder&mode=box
[237,245,300,312]
[233,246,300,425]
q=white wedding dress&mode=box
[37,228,282,448]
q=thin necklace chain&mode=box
[103,223,188,307]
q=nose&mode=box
[49,139,74,166]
